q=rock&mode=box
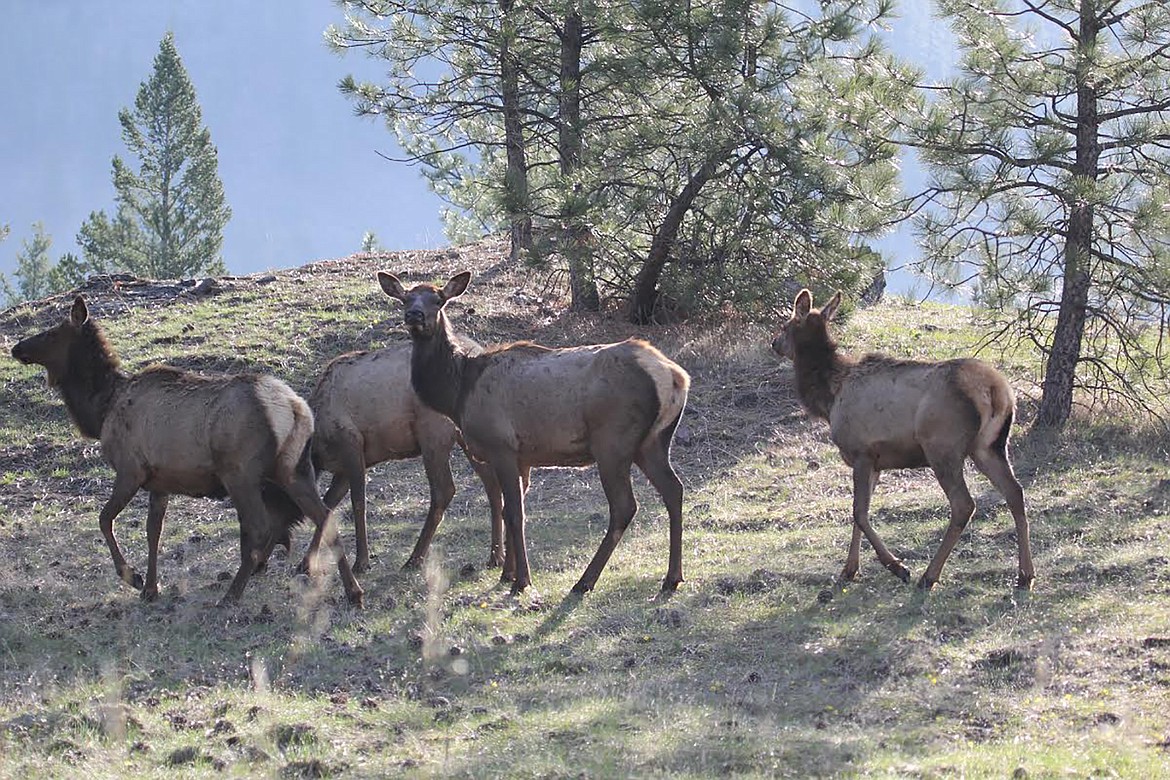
[190,278,220,296]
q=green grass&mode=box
[1,242,1169,777]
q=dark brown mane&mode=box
[406,308,469,423]
[790,313,853,421]
[61,319,126,439]
[73,317,122,373]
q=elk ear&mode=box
[821,291,842,322]
[377,271,407,302]
[442,271,471,300]
[69,296,89,327]
[793,289,812,319]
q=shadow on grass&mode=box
[4,247,1170,775]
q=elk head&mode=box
[378,271,471,339]
[771,289,841,360]
[11,296,92,387]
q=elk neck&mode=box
[409,310,470,425]
[60,323,129,440]
[791,330,854,422]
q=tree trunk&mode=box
[1036,3,1099,428]
[499,0,532,262]
[559,9,599,311]
[629,159,719,324]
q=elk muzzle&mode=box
[404,308,432,337]
[11,341,32,364]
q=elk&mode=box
[10,296,364,606]
[304,344,504,574]
[377,270,690,595]
[772,289,1034,590]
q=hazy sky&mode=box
[0,2,954,285]
[0,1,445,279]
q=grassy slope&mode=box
[0,238,1167,778]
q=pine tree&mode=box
[1,223,69,306]
[78,32,231,280]
[331,1,536,265]
[909,1,1170,427]
[332,1,906,320]
[360,231,383,253]
[0,223,12,305]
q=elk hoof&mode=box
[916,574,937,591]
[887,561,911,583]
[486,553,505,569]
[216,593,242,608]
[400,557,422,572]
[140,585,160,602]
[295,556,313,576]
[570,580,593,595]
[118,567,143,589]
[839,566,860,583]
[660,575,683,593]
[1016,573,1035,591]
[346,589,365,609]
[353,557,370,575]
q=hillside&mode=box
[1,237,1168,778]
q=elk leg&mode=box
[221,484,270,605]
[842,469,879,581]
[972,448,1034,590]
[98,473,144,590]
[842,525,863,582]
[322,471,351,511]
[284,472,364,608]
[574,459,638,594]
[496,466,530,581]
[494,461,529,592]
[300,449,364,573]
[469,455,506,568]
[636,438,685,592]
[919,459,975,590]
[297,472,351,574]
[252,531,279,575]
[850,459,910,582]
[404,440,456,570]
[345,451,371,574]
[141,492,169,601]
[309,471,349,567]
[256,483,304,572]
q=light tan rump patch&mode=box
[632,344,690,439]
[953,360,1015,450]
[256,375,314,480]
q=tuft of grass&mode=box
[1,239,1168,777]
